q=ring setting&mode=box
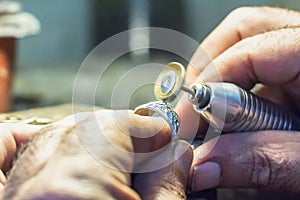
[134,101,180,140]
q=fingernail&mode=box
[174,141,193,175]
[191,162,221,191]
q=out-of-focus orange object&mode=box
[0,38,15,112]
[0,1,40,112]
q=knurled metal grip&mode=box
[190,83,300,132]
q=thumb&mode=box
[190,131,300,192]
[133,140,193,199]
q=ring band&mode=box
[134,101,180,140]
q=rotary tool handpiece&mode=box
[186,82,300,132]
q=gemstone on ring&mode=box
[134,101,180,140]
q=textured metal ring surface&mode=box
[134,101,180,140]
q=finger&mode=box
[0,170,5,198]
[130,112,172,153]
[251,84,296,110]
[4,123,43,147]
[175,95,207,141]
[0,123,41,172]
[0,170,6,187]
[186,6,300,85]
[199,27,300,111]
[190,131,300,192]
[77,110,171,154]
[200,27,300,87]
[69,110,172,172]
[133,140,193,200]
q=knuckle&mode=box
[227,7,272,38]
[229,6,256,17]
[250,146,300,190]
[155,179,186,199]
[228,7,259,22]
[250,148,272,188]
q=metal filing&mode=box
[154,62,300,132]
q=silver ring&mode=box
[134,101,180,140]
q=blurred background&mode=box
[11,0,300,110]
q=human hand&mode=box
[2,110,193,199]
[179,7,300,192]
[0,123,42,194]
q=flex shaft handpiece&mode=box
[155,62,300,132]
[184,83,300,132]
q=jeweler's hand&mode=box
[0,123,42,194]
[179,6,300,192]
[133,140,193,200]
[2,110,193,200]
[178,6,300,138]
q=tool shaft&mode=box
[180,85,195,95]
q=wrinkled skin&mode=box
[178,6,300,192]
[1,110,193,200]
